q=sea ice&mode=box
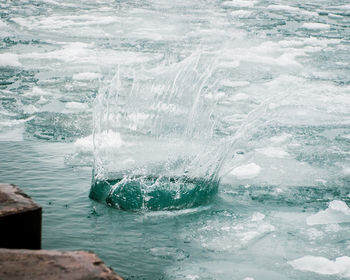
[230,10,252,18]
[255,147,290,158]
[65,102,89,110]
[306,200,350,225]
[270,133,292,143]
[302,23,330,30]
[229,163,262,179]
[0,53,22,67]
[72,72,102,81]
[221,0,257,8]
[267,5,299,12]
[289,255,350,278]
[0,20,7,28]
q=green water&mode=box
[90,176,219,211]
[1,140,350,279]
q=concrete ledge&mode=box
[0,248,123,280]
[0,184,42,249]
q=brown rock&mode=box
[0,248,124,280]
[0,183,42,249]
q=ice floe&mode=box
[289,255,350,278]
[302,23,330,30]
[255,147,290,158]
[72,72,102,81]
[306,200,350,225]
[222,0,257,8]
[229,163,262,179]
[0,53,22,67]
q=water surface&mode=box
[1,0,350,279]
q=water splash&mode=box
[89,50,289,210]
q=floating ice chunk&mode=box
[306,200,350,225]
[337,4,350,10]
[251,212,265,222]
[0,20,7,28]
[276,53,302,67]
[204,91,225,101]
[195,212,274,251]
[186,275,199,280]
[343,168,350,176]
[37,96,48,105]
[289,255,350,278]
[23,42,161,65]
[0,53,22,67]
[243,278,255,280]
[72,72,102,81]
[221,80,250,87]
[301,10,318,17]
[306,228,324,240]
[229,93,249,101]
[230,10,252,18]
[256,147,290,158]
[302,23,330,30]
[22,104,39,114]
[222,0,257,8]
[229,163,262,179]
[270,133,292,143]
[27,87,46,96]
[267,5,299,12]
[65,102,89,110]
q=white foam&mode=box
[229,163,262,179]
[72,72,102,81]
[289,256,350,278]
[306,200,350,225]
[0,53,22,67]
[74,131,124,153]
[302,23,330,30]
[256,147,290,158]
[127,113,149,131]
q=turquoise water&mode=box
[1,0,350,279]
[90,176,219,210]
